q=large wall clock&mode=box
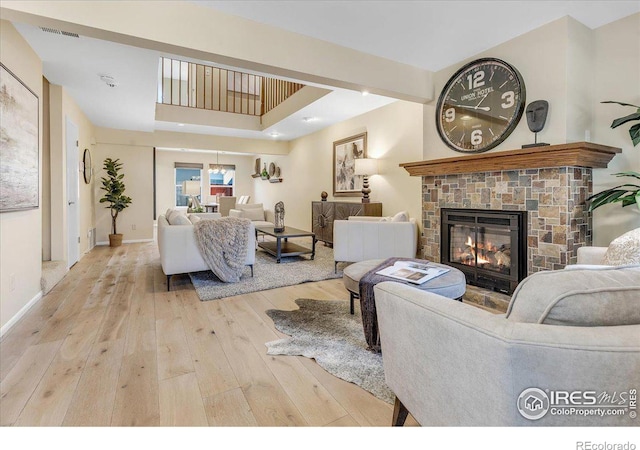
[436,58,526,153]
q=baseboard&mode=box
[0,290,43,339]
[96,239,154,246]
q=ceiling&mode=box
[12,1,640,148]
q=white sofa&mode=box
[157,212,255,290]
[333,216,418,272]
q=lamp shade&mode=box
[354,158,378,176]
[182,180,201,196]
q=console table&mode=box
[311,201,382,245]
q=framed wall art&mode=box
[0,63,39,212]
[333,132,367,197]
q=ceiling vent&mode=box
[40,27,79,38]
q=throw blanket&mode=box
[358,257,421,353]
[194,217,251,283]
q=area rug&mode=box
[265,298,394,404]
[189,242,341,301]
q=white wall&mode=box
[423,15,640,245]
[424,17,572,161]
[253,100,424,231]
[93,143,154,243]
[591,13,640,245]
[155,150,254,217]
[0,21,43,330]
[48,83,97,260]
[93,127,261,242]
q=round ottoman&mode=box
[343,259,467,314]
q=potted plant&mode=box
[99,158,132,247]
[586,101,640,212]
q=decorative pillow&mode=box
[188,214,202,224]
[603,227,640,265]
[391,211,409,222]
[166,209,180,223]
[506,266,640,326]
[165,208,176,218]
[241,207,265,222]
[167,210,191,225]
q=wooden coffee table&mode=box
[255,226,316,263]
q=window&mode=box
[175,163,203,207]
[208,164,235,198]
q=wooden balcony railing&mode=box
[158,57,304,116]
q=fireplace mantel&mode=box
[400,142,621,177]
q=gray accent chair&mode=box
[374,265,640,426]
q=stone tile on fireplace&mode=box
[420,166,593,277]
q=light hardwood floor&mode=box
[1,242,419,426]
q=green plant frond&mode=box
[613,171,640,180]
[587,189,636,211]
[621,195,638,207]
[601,101,640,108]
[630,123,640,146]
[611,112,640,129]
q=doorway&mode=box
[66,118,79,268]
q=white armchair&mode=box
[333,216,418,272]
[375,265,640,426]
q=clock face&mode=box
[436,58,526,153]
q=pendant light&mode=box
[208,151,226,174]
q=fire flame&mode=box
[462,235,491,265]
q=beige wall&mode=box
[41,77,51,261]
[0,21,43,330]
[423,15,640,245]
[1,1,433,103]
[155,149,254,217]
[591,13,640,245]
[253,100,423,231]
[93,143,154,243]
[423,17,572,161]
[94,127,267,242]
[48,84,96,261]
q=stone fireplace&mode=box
[422,167,593,275]
[400,142,622,310]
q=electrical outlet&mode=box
[131,224,136,230]
[9,273,15,292]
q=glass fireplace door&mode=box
[448,224,512,275]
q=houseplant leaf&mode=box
[630,123,640,147]
[601,101,640,108]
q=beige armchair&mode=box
[374,265,640,426]
[218,196,236,216]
